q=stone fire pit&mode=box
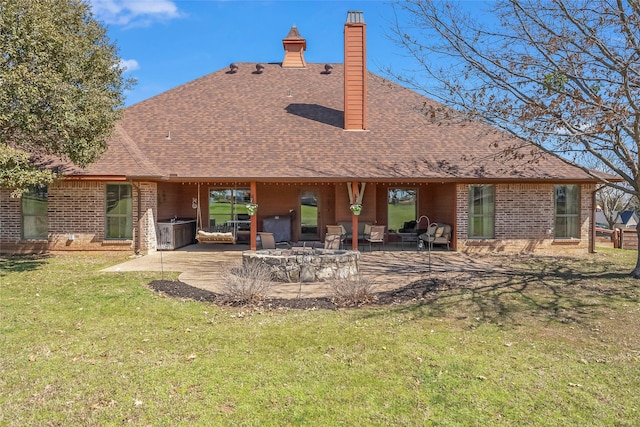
[242,248,360,283]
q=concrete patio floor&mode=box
[102,243,505,299]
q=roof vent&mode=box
[323,64,333,74]
[229,63,238,73]
[255,63,265,74]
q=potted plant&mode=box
[246,202,258,216]
[349,203,362,216]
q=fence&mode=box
[596,227,638,250]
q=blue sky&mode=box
[88,1,422,106]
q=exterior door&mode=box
[299,190,319,240]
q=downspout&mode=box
[250,181,257,251]
[132,180,142,255]
[352,181,359,251]
[591,184,606,254]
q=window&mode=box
[106,184,132,239]
[468,185,494,238]
[387,188,417,232]
[555,185,580,238]
[22,185,48,239]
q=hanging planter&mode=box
[246,203,258,216]
[350,203,362,216]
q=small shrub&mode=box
[330,274,377,307]
[221,261,273,305]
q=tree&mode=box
[0,0,131,197]
[389,0,640,278]
[597,185,633,228]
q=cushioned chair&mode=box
[418,223,452,250]
[337,221,372,243]
[366,225,385,251]
[363,223,372,240]
[324,233,342,250]
[326,225,346,249]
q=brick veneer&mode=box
[0,180,158,254]
[2,180,595,254]
[456,183,594,252]
[136,182,158,254]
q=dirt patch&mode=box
[148,278,447,310]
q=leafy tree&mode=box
[0,0,131,197]
[389,0,640,278]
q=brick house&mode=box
[0,11,600,255]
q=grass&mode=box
[388,203,417,231]
[300,204,317,227]
[1,248,639,425]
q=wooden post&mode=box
[352,181,359,251]
[250,181,257,251]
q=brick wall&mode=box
[2,180,597,254]
[457,183,594,253]
[1,180,160,254]
[0,189,36,253]
[47,180,131,251]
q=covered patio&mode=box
[153,180,457,253]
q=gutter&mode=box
[131,179,142,255]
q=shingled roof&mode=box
[78,63,593,182]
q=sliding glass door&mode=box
[208,188,250,234]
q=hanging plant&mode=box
[350,203,362,216]
[246,203,258,216]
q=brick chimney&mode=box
[282,25,306,68]
[344,11,366,130]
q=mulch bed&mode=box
[147,277,451,310]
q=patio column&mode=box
[352,181,359,251]
[250,181,257,251]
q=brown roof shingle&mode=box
[80,62,594,182]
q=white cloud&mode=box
[119,59,140,72]
[89,0,181,27]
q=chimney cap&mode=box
[346,10,365,24]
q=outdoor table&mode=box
[226,220,251,239]
[394,232,418,250]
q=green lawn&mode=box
[1,249,639,425]
[300,204,317,227]
[387,203,417,231]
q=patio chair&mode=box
[324,233,342,250]
[363,223,372,241]
[326,225,346,249]
[258,232,276,249]
[258,232,290,250]
[418,223,452,250]
[366,225,385,251]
